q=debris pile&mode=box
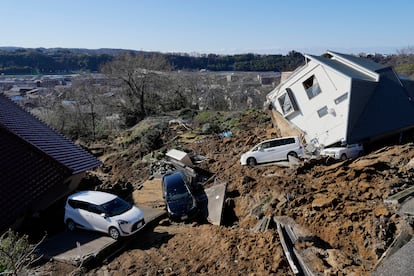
[37,110,414,275]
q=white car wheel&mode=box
[109,227,120,240]
[67,219,76,231]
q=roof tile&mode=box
[0,94,101,173]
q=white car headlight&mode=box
[117,220,128,225]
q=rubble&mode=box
[34,111,414,275]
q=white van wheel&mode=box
[247,157,257,166]
[287,152,298,159]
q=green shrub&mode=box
[395,63,414,77]
[194,111,216,125]
[0,229,44,275]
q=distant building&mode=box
[226,73,239,82]
[0,94,101,233]
[257,72,280,86]
[38,77,61,87]
[280,71,294,82]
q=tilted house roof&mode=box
[306,53,381,81]
[346,67,414,143]
[328,51,385,72]
[0,94,101,231]
[324,51,414,143]
[287,51,414,144]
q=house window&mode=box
[277,88,299,116]
[317,106,328,117]
[334,92,348,104]
[303,75,321,99]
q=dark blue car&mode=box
[162,171,198,221]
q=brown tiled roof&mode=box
[0,94,101,173]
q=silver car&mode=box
[320,144,363,160]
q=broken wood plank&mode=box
[293,247,315,276]
[384,185,414,204]
[373,230,412,271]
[274,216,315,276]
[285,224,298,245]
[275,220,300,275]
[252,216,271,232]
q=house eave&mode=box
[326,51,380,81]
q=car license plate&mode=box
[181,215,188,220]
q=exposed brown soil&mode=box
[36,111,414,275]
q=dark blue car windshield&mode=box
[165,173,191,201]
[166,183,190,201]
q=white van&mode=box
[240,136,304,166]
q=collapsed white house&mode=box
[266,51,414,149]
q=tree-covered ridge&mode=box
[165,51,304,72]
[2,47,414,76]
[0,47,305,74]
[0,48,113,74]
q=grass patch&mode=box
[395,63,414,77]
[194,111,217,125]
[192,109,270,134]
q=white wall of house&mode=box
[269,59,352,147]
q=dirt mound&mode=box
[37,111,414,275]
[160,119,414,274]
[89,224,290,275]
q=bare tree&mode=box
[37,76,108,140]
[159,72,195,111]
[397,46,414,56]
[68,78,101,140]
[101,52,172,126]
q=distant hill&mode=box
[0,47,136,55]
[0,47,306,75]
[0,47,126,74]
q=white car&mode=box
[240,136,304,166]
[320,144,363,160]
[64,191,145,240]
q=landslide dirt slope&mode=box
[40,111,414,275]
[177,116,414,274]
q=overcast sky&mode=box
[1,0,413,55]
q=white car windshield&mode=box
[101,197,132,217]
[251,145,261,151]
